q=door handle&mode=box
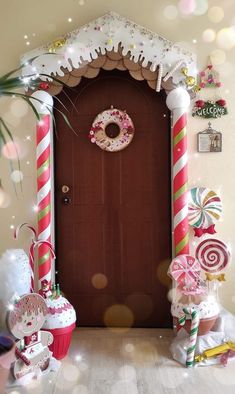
[62,196,71,205]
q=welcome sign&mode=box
[192,100,228,119]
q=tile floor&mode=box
[5,328,235,394]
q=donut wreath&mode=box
[88,108,135,152]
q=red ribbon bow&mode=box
[193,224,216,238]
[220,350,235,366]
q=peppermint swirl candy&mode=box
[195,238,230,273]
[188,187,222,228]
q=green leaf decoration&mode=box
[0,54,78,192]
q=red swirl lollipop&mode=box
[195,238,230,274]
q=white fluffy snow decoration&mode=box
[0,249,31,302]
[0,249,31,330]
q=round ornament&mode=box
[89,108,134,152]
[188,187,222,229]
[195,238,230,274]
[7,293,48,339]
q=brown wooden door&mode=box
[55,69,172,327]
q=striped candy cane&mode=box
[179,307,200,367]
[29,240,55,276]
[14,223,37,292]
[166,88,190,256]
[31,91,54,290]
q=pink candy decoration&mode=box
[168,254,201,288]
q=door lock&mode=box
[62,185,70,194]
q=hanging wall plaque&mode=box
[197,122,222,153]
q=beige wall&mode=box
[0,0,235,312]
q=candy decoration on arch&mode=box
[166,87,190,256]
[188,187,222,237]
[195,238,231,274]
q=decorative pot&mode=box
[173,315,218,336]
[44,323,76,360]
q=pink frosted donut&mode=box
[89,108,134,152]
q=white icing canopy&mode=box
[21,11,197,85]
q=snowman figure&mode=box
[7,293,53,379]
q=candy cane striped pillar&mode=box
[166,88,191,256]
[31,90,54,290]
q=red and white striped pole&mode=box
[31,90,54,290]
[166,87,191,256]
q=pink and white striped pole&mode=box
[166,87,191,256]
[31,90,54,290]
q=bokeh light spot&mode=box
[208,6,224,23]
[216,28,235,50]
[62,363,80,382]
[167,288,174,303]
[2,139,27,160]
[156,259,171,287]
[194,0,208,16]
[91,273,108,289]
[124,343,135,353]
[104,304,134,328]
[0,189,11,208]
[163,5,178,20]
[202,29,216,42]
[11,170,23,183]
[178,0,196,15]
